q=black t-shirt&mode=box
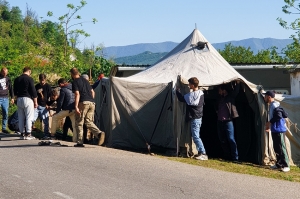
[72,77,94,103]
[35,83,52,107]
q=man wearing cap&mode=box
[264,90,290,172]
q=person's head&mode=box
[218,84,228,96]
[57,78,67,87]
[263,90,275,104]
[188,77,199,91]
[0,67,8,77]
[23,67,31,76]
[39,74,47,85]
[81,74,89,80]
[98,73,104,80]
[50,88,60,101]
[70,67,80,79]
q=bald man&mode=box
[0,67,14,134]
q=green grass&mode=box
[162,156,300,182]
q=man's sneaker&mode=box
[74,143,85,147]
[281,167,290,172]
[25,135,36,140]
[195,154,208,160]
[270,165,279,170]
[98,131,105,146]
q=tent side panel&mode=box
[110,77,175,151]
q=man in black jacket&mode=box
[50,78,77,142]
[217,80,240,162]
[176,77,208,160]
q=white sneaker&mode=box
[195,154,208,160]
[281,167,290,172]
[25,136,36,140]
[270,165,279,169]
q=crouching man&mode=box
[50,78,77,142]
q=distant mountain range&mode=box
[101,38,293,65]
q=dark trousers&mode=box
[271,133,289,168]
[217,120,239,161]
[63,116,73,140]
[63,116,88,143]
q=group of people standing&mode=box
[176,77,290,172]
[0,66,105,147]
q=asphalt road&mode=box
[0,135,299,199]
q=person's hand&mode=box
[10,99,14,104]
[265,122,270,133]
[75,107,80,115]
[34,102,38,108]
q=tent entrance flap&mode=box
[200,84,261,164]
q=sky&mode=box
[7,0,297,49]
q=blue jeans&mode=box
[33,105,49,135]
[191,118,206,154]
[217,120,238,161]
[0,97,9,131]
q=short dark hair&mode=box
[70,67,79,75]
[23,67,31,73]
[188,77,199,87]
[58,78,67,85]
[39,74,46,80]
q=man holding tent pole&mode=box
[216,80,240,163]
[176,77,208,160]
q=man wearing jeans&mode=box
[217,80,240,162]
[70,68,105,147]
[13,67,38,140]
[50,78,77,142]
[0,67,14,134]
[33,74,52,138]
[176,77,207,160]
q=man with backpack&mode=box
[264,90,290,172]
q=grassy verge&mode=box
[163,157,300,182]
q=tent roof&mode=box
[126,29,252,87]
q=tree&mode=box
[277,0,300,62]
[47,0,97,58]
[219,43,282,64]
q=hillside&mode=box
[114,51,168,65]
[102,41,177,58]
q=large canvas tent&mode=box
[95,29,296,165]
